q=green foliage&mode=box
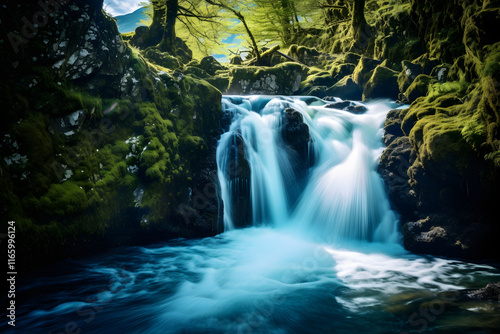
[35,181,88,216]
[426,81,468,102]
[462,118,487,150]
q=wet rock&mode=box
[325,101,351,109]
[325,101,368,114]
[281,108,311,160]
[326,75,363,101]
[227,63,302,95]
[466,282,500,301]
[353,57,382,88]
[363,65,400,100]
[405,74,434,103]
[224,133,252,228]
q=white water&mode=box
[8,96,500,334]
[217,96,399,244]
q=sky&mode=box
[104,0,143,16]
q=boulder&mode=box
[200,56,225,76]
[325,101,368,114]
[405,74,434,102]
[413,53,440,75]
[326,75,363,101]
[331,63,357,83]
[363,65,400,100]
[281,108,311,160]
[230,55,243,65]
[144,48,181,70]
[466,282,500,301]
[353,57,382,88]
[430,64,451,82]
[227,63,303,95]
[398,60,423,92]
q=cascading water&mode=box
[217,96,399,244]
[6,96,500,334]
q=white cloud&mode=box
[104,0,142,16]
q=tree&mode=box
[158,0,178,54]
[351,0,367,41]
[136,0,225,58]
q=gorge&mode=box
[1,0,500,332]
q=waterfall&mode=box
[217,95,400,244]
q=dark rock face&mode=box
[325,101,368,114]
[200,56,225,76]
[0,0,224,271]
[327,75,363,101]
[230,55,243,65]
[379,105,500,260]
[223,133,252,228]
[281,108,311,165]
[363,65,400,100]
[465,282,500,301]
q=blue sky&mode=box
[104,0,143,16]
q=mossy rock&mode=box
[34,181,89,216]
[227,62,304,95]
[144,48,181,70]
[326,75,362,101]
[337,52,362,65]
[430,64,451,82]
[199,56,226,76]
[300,71,335,90]
[412,54,440,75]
[405,74,435,103]
[331,63,357,83]
[184,66,210,79]
[230,56,243,65]
[205,76,230,93]
[363,65,400,100]
[353,57,382,88]
[398,60,423,93]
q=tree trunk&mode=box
[280,0,293,43]
[159,0,178,54]
[205,0,261,65]
[352,0,367,40]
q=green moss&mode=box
[461,117,487,150]
[143,47,181,70]
[405,74,435,103]
[353,57,381,88]
[363,65,399,100]
[35,181,88,216]
[426,81,468,102]
[227,62,304,95]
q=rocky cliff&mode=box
[0,0,223,270]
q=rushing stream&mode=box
[3,96,500,334]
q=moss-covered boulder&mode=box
[326,75,363,101]
[288,45,322,66]
[331,63,357,83]
[230,55,243,65]
[398,60,423,92]
[363,65,400,100]
[0,0,224,271]
[430,64,451,82]
[405,74,434,103]
[199,56,226,76]
[144,48,182,70]
[227,62,303,95]
[353,57,382,88]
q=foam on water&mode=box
[6,96,500,334]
